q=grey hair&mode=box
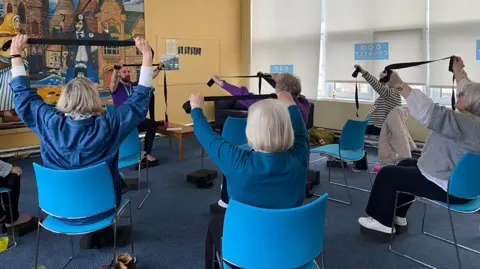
[246,99,294,153]
[275,73,302,97]
[462,82,480,117]
[56,77,103,116]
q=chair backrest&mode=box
[33,162,115,219]
[119,128,141,159]
[222,117,248,145]
[449,152,480,199]
[222,193,329,268]
[105,103,115,112]
[339,118,369,151]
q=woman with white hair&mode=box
[358,56,480,240]
[9,34,154,248]
[189,90,309,269]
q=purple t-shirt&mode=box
[111,81,139,107]
[222,82,310,125]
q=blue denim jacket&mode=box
[11,76,152,218]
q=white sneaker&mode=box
[217,199,228,208]
[358,216,395,234]
[394,216,407,226]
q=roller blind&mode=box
[372,29,426,84]
[325,0,426,82]
[429,0,480,86]
[326,0,425,33]
[251,0,322,98]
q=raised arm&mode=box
[355,65,397,97]
[152,62,164,79]
[107,38,154,139]
[277,91,309,166]
[189,94,246,174]
[211,75,257,108]
[109,63,121,93]
[10,35,57,136]
[389,70,479,143]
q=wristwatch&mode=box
[114,65,121,70]
[10,54,22,59]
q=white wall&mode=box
[250,0,322,99]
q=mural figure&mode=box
[0,0,145,129]
[0,13,27,123]
[58,14,106,83]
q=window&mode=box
[31,21,39,34]
[7,3,12,13]
[325,82,373,100]
[18,3,26,23]
[431,86,457,106]
[104,37,119,55]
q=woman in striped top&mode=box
[354,65,402,170]
[355,65,402,135]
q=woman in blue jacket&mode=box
[9,35,154,248]
[189,90,309,269]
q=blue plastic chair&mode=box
[221,194,329,269]
[32,162,134,269]
[119,128,150,209]
[215,117,249,196]
[105,103,115,112]
[310,118,372,205]
[0,188,17,253]
[390,152,480,269]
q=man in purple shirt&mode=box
[110,62,163,163]
[211,73,310,125]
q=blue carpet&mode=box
[2,138,480,268]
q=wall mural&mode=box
[0,0,145,130]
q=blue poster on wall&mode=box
[354,42,389,60]
[476,40,480,60]
[270,64,294,73]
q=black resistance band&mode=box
[352,56,457,116]
[207,72,276,94]
[182,93,277,114]
[1,38,138,51]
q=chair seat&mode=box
[40,199,130,235]
[223,260,318,269]
[310,144,364,161]
[0,188,10,193]
[119,151,146,168]
[428,198,480,213]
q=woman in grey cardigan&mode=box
[358,57,480,239]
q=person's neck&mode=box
[120,80,130,85]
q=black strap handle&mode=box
[182,93,277,114]
[379,56,454,83]
[164,71,169,124]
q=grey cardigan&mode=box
[407,79,480,191]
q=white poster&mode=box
[166,39,177,56]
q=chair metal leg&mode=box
[3,192,17,252]
[423,202,480,256]
[324,161,352,205]
[129,201,135,261]
[34,220,41,268]
[60,236,74,269]
[216,251,224,269]
[137,159,151,209]
[113,218,118,265]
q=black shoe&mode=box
[80,226,132,249]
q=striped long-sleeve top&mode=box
[362,71,402,128]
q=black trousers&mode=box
[137,118,156,154]
[0,173,20,224]
[149,93,156,122]
[205,212,225,269]
[354,125,381,169]
[365,159,470,227]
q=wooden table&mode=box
[156,123,205,161]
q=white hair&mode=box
[246,99,294,153]
[56,77,103,116]
[462,82,480,117]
